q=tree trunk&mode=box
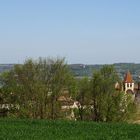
[93,98,98,121]
[51,95,55,120]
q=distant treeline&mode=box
[70,63,140,81]
[1,63,140,80]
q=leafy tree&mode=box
[0,57,73,119]
[90,65,136,122]
[74,77,90,120]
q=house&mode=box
[57,91,79,120]
[115,71,140,102]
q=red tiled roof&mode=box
[124,71,133,83]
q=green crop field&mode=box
[0,119,140,140]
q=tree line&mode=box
[0,57,136,122]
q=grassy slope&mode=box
[0,119,140,140]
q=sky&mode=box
[0,0,140,64]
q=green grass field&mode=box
[0,119,140,140]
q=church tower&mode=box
[123,71,134,94]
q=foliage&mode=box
[0,58,73,119]
[73,77,90,120]
[0,61,138,122]
[90,65,136,122]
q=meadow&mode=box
[0,119,139,140]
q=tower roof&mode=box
[124,71,133,83]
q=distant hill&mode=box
[0,63,140,81]
[69,63,140,81]
[0,64,14,73]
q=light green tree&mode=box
[90,65,136,122]
[0,57,73,119]
[74,77,90,120]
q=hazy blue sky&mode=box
[0,0,140,64]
